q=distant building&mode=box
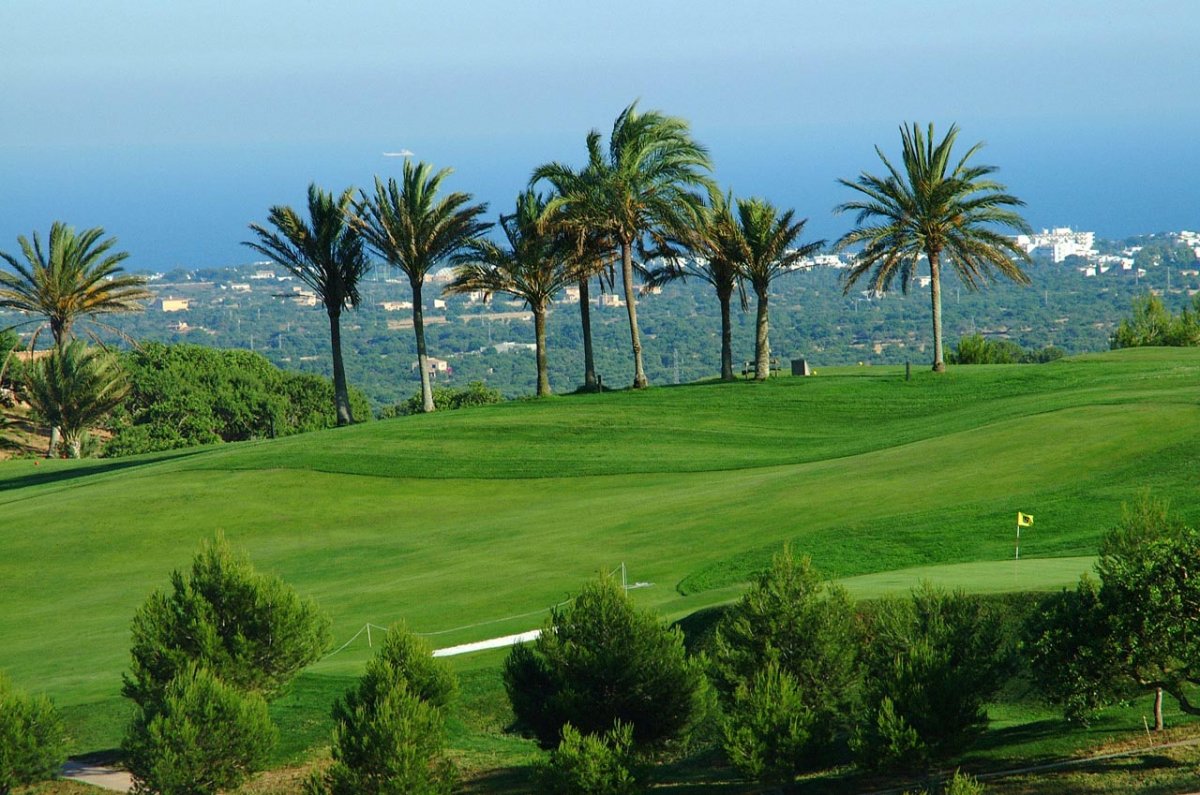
[249,269,277,280]
[228,283,252,293]
[1015,228,1096,263]
[159,297,190,312]
[412,357,451,378]
[379,300,413,312]
[493,341,536,354]
[432,298,447,310]
[275,286,318,307]
[598,293,624,308]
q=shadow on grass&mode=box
[0,447,208,493]
[459,765,536,794]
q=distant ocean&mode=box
[2,124,1196,271]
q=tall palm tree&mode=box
[834,123,1032,372]
[244,184,368,426]
[532,165,617,391]
[24,340,129,458]
[351,161,491,413]
[446,192,573,397]
[644,191,746,381]
[533,102,714,389]
[0,222,150,347]
[735,198,823,380]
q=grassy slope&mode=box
[1,348,1197,758]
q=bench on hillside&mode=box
[741,358,782,378]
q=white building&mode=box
[1015,228,1097,263]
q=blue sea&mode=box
[2,122,1196,271]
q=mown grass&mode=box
[2,348,1198,789]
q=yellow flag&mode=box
[1017,512,1034,527]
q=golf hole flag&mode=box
[1015,512,1033,559]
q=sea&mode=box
[2,122,1197,272]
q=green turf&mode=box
[1,347,1197,760]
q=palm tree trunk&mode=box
[47,426,60,458]
[929,250,946,372]
[67,435,82,459]
[410,278,436,412]
[621,240,648,389]
[1155,687,1164,731]
[754,288,770,380]
[328,309,353,425]
[578,278,597,391]
[718,288,734,381]
[534,301,550,397]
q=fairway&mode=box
[1,348,1196,755]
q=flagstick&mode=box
[1015,522,1020,561]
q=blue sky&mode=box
[2,1,1198,268]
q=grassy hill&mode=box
[2,347,1198,763]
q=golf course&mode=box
[3,347,1199,789]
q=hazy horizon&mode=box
[3,1,1197,269]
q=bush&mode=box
[535,722,641,795]
[124,664,275,795]
[711,547,859,776]
[123,534,331,710]
[853,584,1013,771]
[1111,293,1200,348]
[949,334,1065,365]
[105,342,370,457]
[504,575,710,749]
[309,625,456,795]
[1031,496,1200,729]
[721,664,816,786]
[380,381,503,417]
[901,769,987,795]
[0,672,65,793]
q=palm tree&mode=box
[644,191,746,381]
[532,165,617,391]
[351,161,490,413]
[244,184,368,426]
[533,102,714,389]
[0,222,150,348]
[24,340,129,458]
[834,123,1032,372]
[735,198,823,380]
[446,192,572,397]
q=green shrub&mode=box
[901,769,987,795]
[505,575,710,748]
[381,380,504,417]
[0,672,65,794]
[124,664,275,795]
[949,334,1064,365]
[309,625,456,795]
[854,584,1013,771]
[1111,293,1200,348]
[123,534,331,710]
[721,663,816,785]
[105,342,370,457]
[711,547,859,775]
[535,722,641,795]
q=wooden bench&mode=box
[742,358,782,378]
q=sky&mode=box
[1,0,1198,269]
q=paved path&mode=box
[431,629,541,657]
[61,760,132,792]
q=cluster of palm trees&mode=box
[0,222,149,456]
[1,107,1035,451]
[246,107,1031,416]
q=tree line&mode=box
[2,104,1037,454]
